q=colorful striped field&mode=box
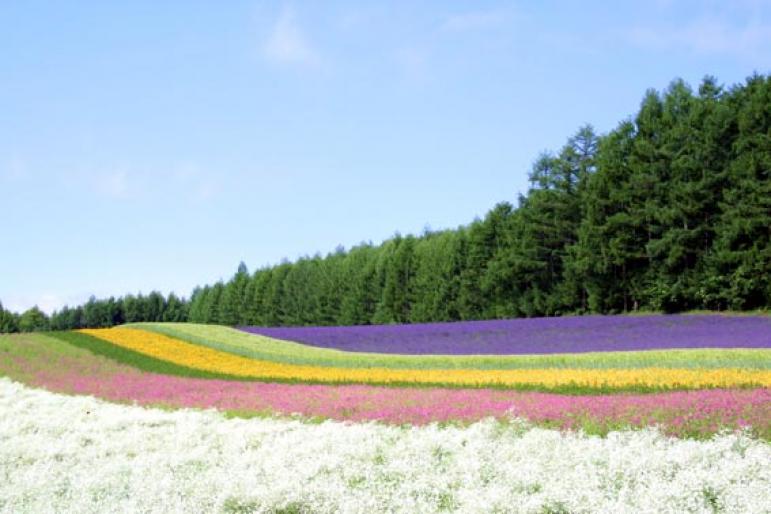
[238,314,771,354]
[78,326,771,391]
[134,322,771,370]
[1,330,769,439]
[1,314,769,438]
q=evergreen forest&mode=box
[1,75,768,332]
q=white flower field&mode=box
[1,378,769,513]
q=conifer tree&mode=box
[0,302,19,333]
[18,306,49,332]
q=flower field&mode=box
[1,314,770,512]
[0,314,769,436]
[2,379,771,513]
[68,326,771,391]
[239,314,771,354]
[2,332,769,438]
[137,321,771,369]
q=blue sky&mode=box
[1,1,770,314]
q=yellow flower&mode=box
[80,327,771,389]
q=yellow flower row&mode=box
[80,327,771,389]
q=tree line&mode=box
[1,74,768,333]
[0,293,188,333]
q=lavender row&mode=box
[239,314,771,355]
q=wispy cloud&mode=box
[3,292,91,315]
[336,8,380,31]
[264,7,319,67]
[82,161,223,204]
[441,9,510,32]
[625,16,771,63]
[394,46,431,81]
[172,163,218,202]
[392,7,516,81]
[1,156,27,181]
[96,169,130,198]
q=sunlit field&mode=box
[1,314,769,512]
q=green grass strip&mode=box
[47,331,250,381]
[132,323,771,370]
[2,331,766,395]
[1,332,85,359]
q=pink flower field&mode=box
[3,335,768,438]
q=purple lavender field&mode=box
[239,314,771,355]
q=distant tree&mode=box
[372,236,411,323]
[244,271,271,325]
[458,204,512,319]
[410,231,464,322]
[703,74,771,309]
[205,283,225,324]
[0,301,19,333]
[220,262,251,325]
[83,296,110,328]
[122,295,141,323]
[339,244,380,325]
[18,306,49,332]
[487,126,598,318]
[281,257,320,325]
[145,292,165,322]
[573,118,643,313]
[51,305,84,329]
[315,249,347,325]
[187,286,209,323]
[163,293,187,322]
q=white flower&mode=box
[0,378,769,513]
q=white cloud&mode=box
[171,162,219,201]
[87,163,220,202]
[264,8,319,67]
[394,46,431,81]
[336,8,380,30]
[96,169,130,198]
[625,16,771,63]
[441,9,509,32]
[391,8,514,81]
[37,294,74,315]
[3,292,91,315]
[1,156,27,181]
[194,181,216,201]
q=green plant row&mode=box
[133,323,771,370]
[5,332,763,395]
[48,331,251,381]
